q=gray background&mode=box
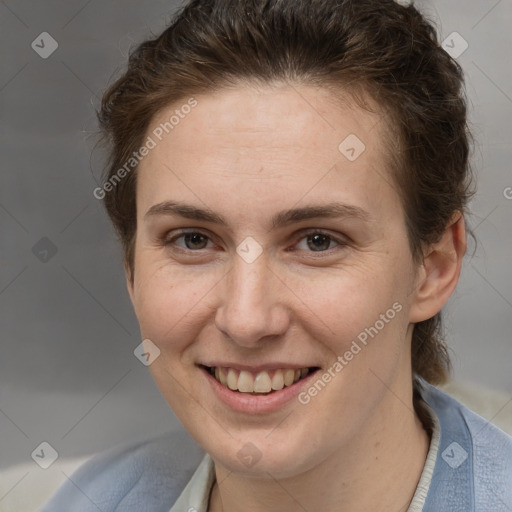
[1,0,511,475]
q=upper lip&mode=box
[199,362,320,372]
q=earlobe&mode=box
[409,212,467,323]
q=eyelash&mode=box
[161,229,348,256]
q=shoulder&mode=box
[423,380,512,456]
[39,429,205,512]
[455,392,512,509]
[420,381,512,510]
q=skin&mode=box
[126,83,466,512]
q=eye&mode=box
[161,229,347,255]
[295,231,341,252]
[164,231,214,251]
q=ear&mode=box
[124,259,135,305]
[409,212,467,323]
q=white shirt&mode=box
[170,402,441,512]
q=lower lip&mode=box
[200,366,320,414]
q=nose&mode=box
[214,254,290,348]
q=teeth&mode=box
[227,368,238,390]
[284,369,295,386]
[238,371,254,392]
[218,367,228,386]
[254,371,272,393]
[271,370,284,390]
[210,366,311,394]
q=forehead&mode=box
[136,83,400,225]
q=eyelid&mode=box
[294,227,349,242]
[162,228,215,247]
[162,227,349,253]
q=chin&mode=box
[201,425,324,479]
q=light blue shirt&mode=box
[40,380,512,511]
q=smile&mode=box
[201,365,318,394]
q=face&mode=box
[127,83,422,478]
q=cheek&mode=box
[288,264,412,416]
[132,261,217,350]
[287,264,405,348]
[310,265,411,383]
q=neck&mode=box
[208,379,430,512]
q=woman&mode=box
[42,0,512,510]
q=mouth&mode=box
[199,364,321,395]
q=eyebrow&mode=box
[143,200,371,230]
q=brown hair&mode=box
[97,0,474,386]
